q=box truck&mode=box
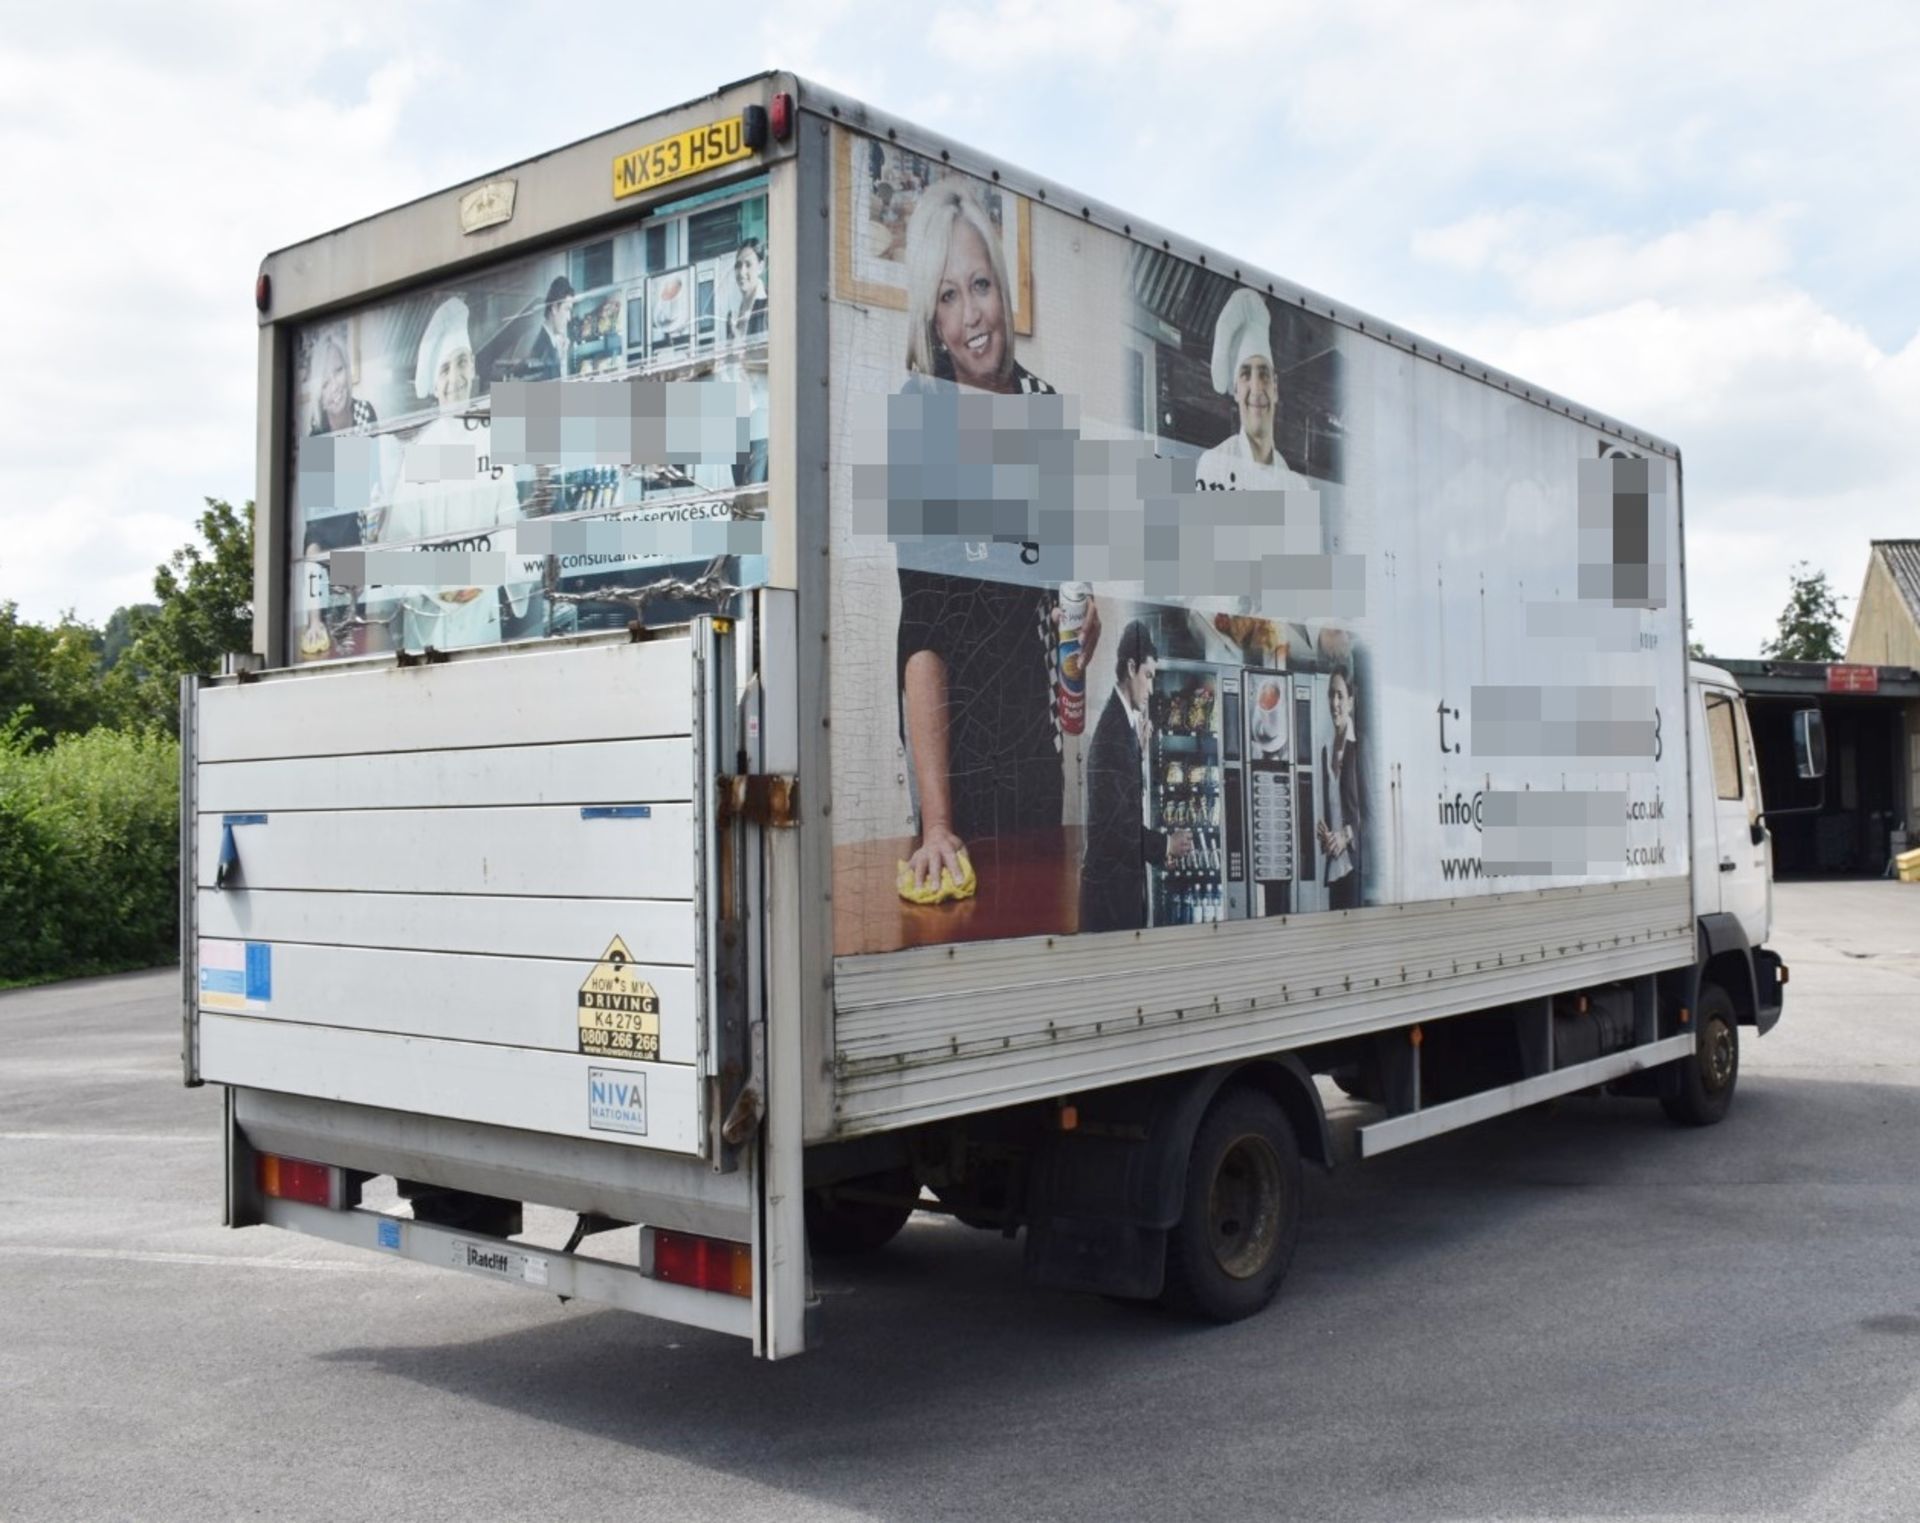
[185,72,1824,1356]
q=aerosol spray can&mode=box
[1056,581,1091,735]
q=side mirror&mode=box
[1793,707,1827,781]
[1763,706,1829,825]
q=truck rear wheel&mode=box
[1159,1087,1301,1322]
[1662,982,1739,1127]
[805,1168,917,1257]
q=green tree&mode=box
[99,603,158,671]
[109,499,254,732]
[1760,561,1846,662]
[0,604,115,744]
[0,717,180,982]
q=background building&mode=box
[1711,541,1920,878]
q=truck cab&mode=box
[1690,661,1772,948]
[1674,661,1823,1128]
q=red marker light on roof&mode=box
[770,92,794,142]
[255,273,271,313]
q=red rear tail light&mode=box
[257,1153,341,1207]
[648,1228,752,1297]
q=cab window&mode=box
[1705,692,1742,801]
[1733,698,1762,823]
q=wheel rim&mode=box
[1208,1133,1284,1280]
[1700,1016,1735,1093]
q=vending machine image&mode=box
[1147,662,1227,925]
[1242,671,1295,917]
[1290,673,1332,915]
[1219,669,1248,921]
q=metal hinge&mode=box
[717,773,798,828]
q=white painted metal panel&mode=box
[198,939,699,1063]
[198,889,696,966]
[830,879,1693,1134]
[201,1013,702,1154]
[198,637,691,763]
[191,631,718,1158]
[195,805,692,898]
[199,739,691,813]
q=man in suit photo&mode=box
[1078,619,1193,933]
[528,276,575,381]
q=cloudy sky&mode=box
[4,0,1914,657]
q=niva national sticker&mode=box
[587,1068,648,1136]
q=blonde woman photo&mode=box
[893,181,1099,897]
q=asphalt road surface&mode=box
[4,882,1918,1521]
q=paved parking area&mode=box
[3,880,1917,1521]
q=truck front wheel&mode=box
[1662,982,1739,1127]
[1159,1087,1301,1322]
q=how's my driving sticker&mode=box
[577,936,660,1061]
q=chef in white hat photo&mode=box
[1195,288,1312,493]
[381,295,532,652]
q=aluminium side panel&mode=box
[813,94,1691,1135]
[788,106,839,1147]
[835,880,1691,1133]
[755,93,828,1355]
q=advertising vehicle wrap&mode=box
[286,184,773,663]
[825,126,1685,959]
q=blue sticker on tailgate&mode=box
[244,943,272,1003]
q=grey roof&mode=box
[1875,539,1920,622]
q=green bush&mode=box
[0,718,179,983]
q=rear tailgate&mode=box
[184,629,722,1158]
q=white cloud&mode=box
[3,0,1917,669]
[1414,207,1799,313]
[926,0,1165,68]
[1410,210,1539,275]
[0,20,427,623]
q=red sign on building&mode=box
[1826,664,1879,693]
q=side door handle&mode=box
[1720,859,1737,873]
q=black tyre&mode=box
[1159,1087,1302,1323]
[805,1167,917,1257]
[1662,981,1739,1127]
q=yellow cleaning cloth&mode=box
[897,848,978,905]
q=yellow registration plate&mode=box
[612,118,756,200]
